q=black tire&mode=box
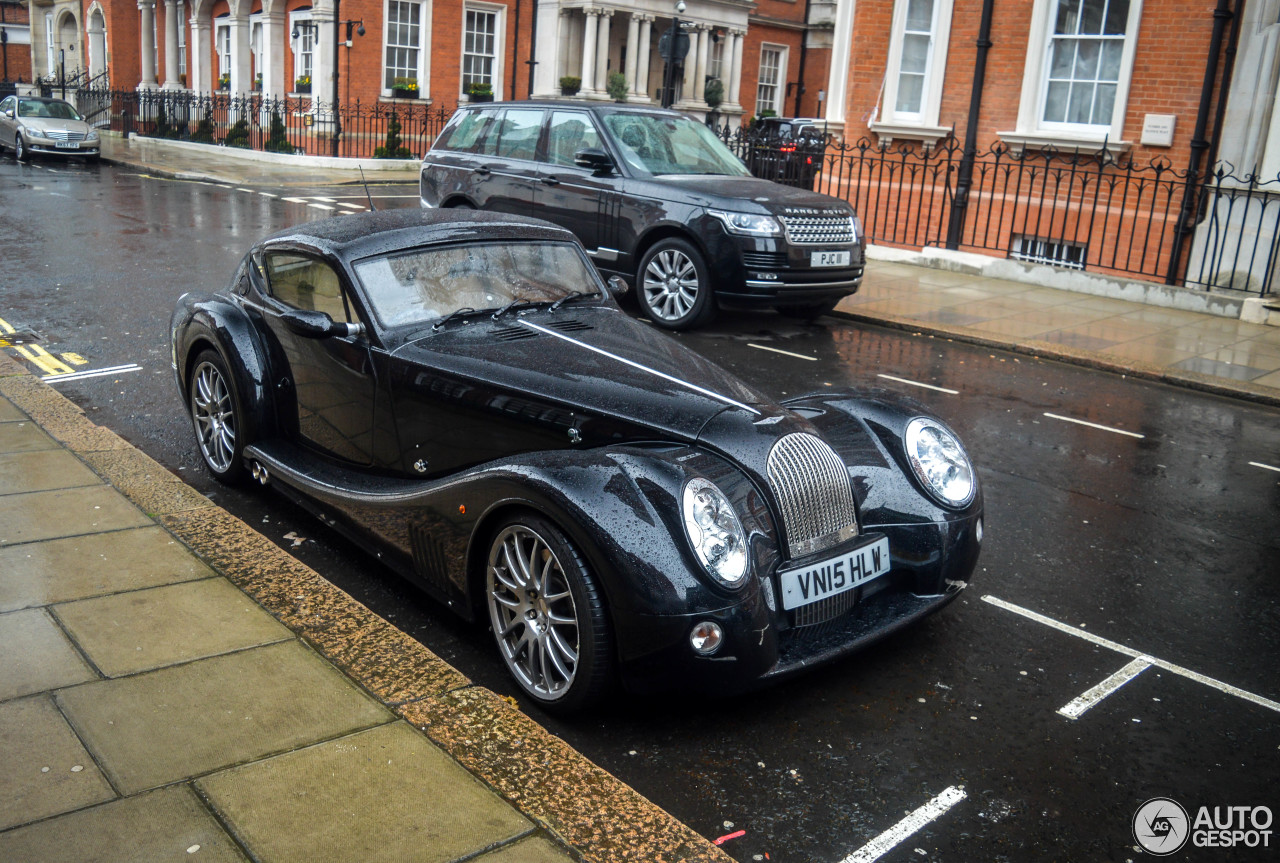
[188,349,247,484]
[775,298,840,320]
[637,237,716,330]
[14,134,28,162]
[485,514,613,713]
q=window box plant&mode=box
[218,72,230,90]
[392,77,419,99]
[467,81,493,102]
[295,75,311,94]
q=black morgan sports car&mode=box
[171,209,982,712]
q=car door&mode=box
[260,251,380,466]
[0,97,15,148]
[472,107,546,215]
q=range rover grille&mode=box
[778,214,856,246]
[766,433,858,559]
[742,251,789,269]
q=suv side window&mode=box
[543,111,601,167]
[264,253,353,324]
[492,108,545,161]
[436,108,497,153]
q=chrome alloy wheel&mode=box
[191,360,237,474]
[487,525,581,701]
[642,247,700,322]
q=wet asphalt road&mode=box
[2,158,1278,863]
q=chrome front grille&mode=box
[766,433,858,559]
[778,214,856,246]
[46,129,86,142]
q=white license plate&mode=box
[811,250,851,267]
[779,536,890,611]
[55,141,79,149]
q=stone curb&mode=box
[0,353,730,863]
[832,308,1280,410]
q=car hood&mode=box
[640,175,851,215]
[390,307,772,441]
[19,117,92,135]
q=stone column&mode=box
[693,24,709,104]
[260,11,285,99]
[314,0,336,117]
[190,16,210,93]
[581,8,599,93]
[162,0,182,88]
[558,8,572,79]
[625,13,640,97]
[636,15,653,100]
[594,9,612,97]
[138,0,159,87]
[229,12,252,94]
[727,28,744,108]
[680,21,698,104]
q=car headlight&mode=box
[87,130,99,141]
[707,209,782,237]
[26,127,47,139]
[904,417,976,507]
[682,477,749,587]
[851,214,863,244]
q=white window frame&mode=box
[289,9,315,87]
[708,34,724,81]
[178,1,187,78]
[382,0,433,98]
[756,43,788,116]
[1003,0,1143,153]
[215,18,231,83]
[880,0,952,126]
[461,1,505,100]
[45,13,55,76]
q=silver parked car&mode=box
[0,96,100,162]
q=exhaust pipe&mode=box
[251,461,270,486]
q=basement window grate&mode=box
[1009,235,1088,270]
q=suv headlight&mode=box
[904,417,976,507]
[851,214,863,245]
[707,209,782,237]
[682,477,749,587]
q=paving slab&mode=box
[0,485,152,547]
[199,721,532,863]
[0,784,248,863]
[0,449,103,495]
[57,640,392,795]
[0,420,60,454]
[55,577,293,677]
[479,836,577,862]
[0,395,25,421]
[0,695,115,830]
[0,608,97,700]
[0,526,215,613]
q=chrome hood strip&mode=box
[518,319,760,415]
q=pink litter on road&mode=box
[713,830,746,846]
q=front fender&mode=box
[171,291,275,444]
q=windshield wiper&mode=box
[491,296,534,319]
[548,290,596,312]
[431,307,479,331]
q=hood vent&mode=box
[493,325,538,342]
[547,319,591,333]
[766,432,858,559]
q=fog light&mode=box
[690,621,724,655]
[975,518,984,543]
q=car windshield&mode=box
[18,99,82,121]
[603,112,750,177]
[352,241,602,329]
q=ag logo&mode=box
[1134,798,1190,855]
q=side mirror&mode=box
[574,147,614,174]
[281,309,365,339]
[607,275,630,298]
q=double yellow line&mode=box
[0,316,81,376]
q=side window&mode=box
[0,97,12,115]
[543,111,601,167]
[493,108,545,161]
[436,108,497,153]
[265,254,352,324]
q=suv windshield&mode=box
[602,113,750,178]
[352,241,601,328]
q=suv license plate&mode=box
[811,251,850,267]
[778,535,890,611]
[55,141,79,149]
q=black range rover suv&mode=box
[419,102,865,329]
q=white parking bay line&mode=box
[43,363,142,383]
[839,786,967,863]
[308,203,337,212]
[983,595,1280,715]
[748,343,818,361]
[1249,461,1280,473]
[1057,657,1152,720]
[281,197,309,204]
[1043,412,1144,438]
[877,373,959,395]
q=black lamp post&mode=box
[1,28,9,83]
[330,0,364,157]
[660,0,686,109]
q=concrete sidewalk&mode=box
[0,349,728,863]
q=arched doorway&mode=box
[55,11,80,77]
[88,9,108,80]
